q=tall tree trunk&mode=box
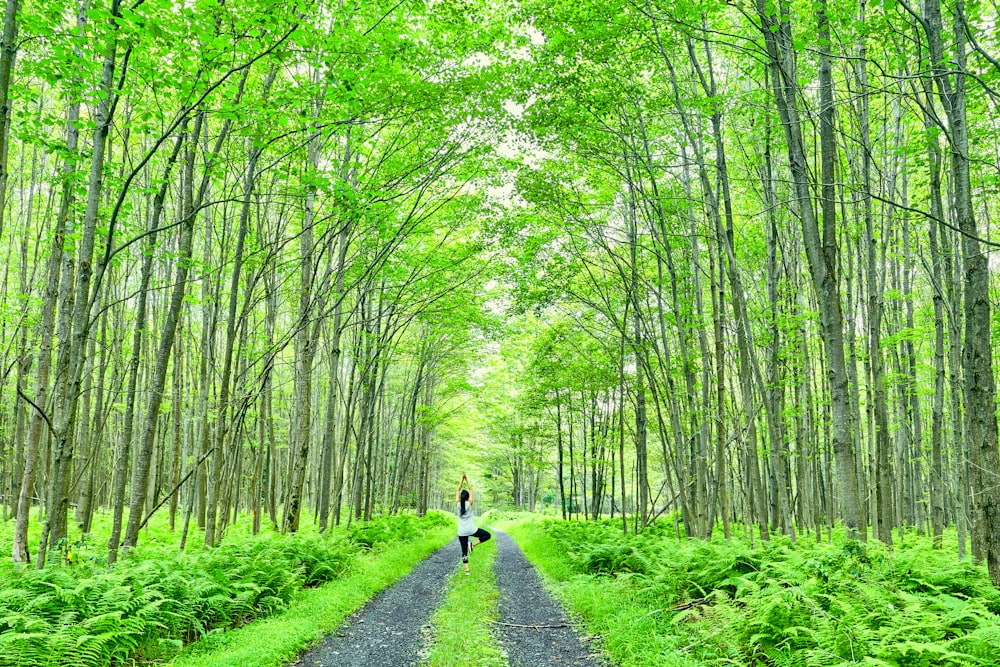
[757,0,862,535]
[901,182,924,535]
[12,51,84,564]
[618,317,628,534]
[850,0,892,544]
[318,164,352,529]
[0,0,21,238]
[625,184,648,529]
[556,388,566,520]
[922,0,1000,584]
[283,92,323,533]
[42,0,128,567]
[922,70,947,547]
[107,128,186,563]
[124,106,231,551]
[169,317,183,531]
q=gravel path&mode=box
[291,542,459,667]
[493,530,608,667]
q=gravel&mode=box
[493,530,608,667]
[290,531,608,667]
[290,541,459,667]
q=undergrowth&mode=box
[0,511,450,667]
[347,513,447,550]
[169,519,455,667]
[504,518,1000,667]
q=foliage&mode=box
[346,512,451,551]
[505,518,1000,667]
[0,513,448,667]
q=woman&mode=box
[456,471,491,574]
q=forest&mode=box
[1,0,1000,664]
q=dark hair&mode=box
[460,489,469,515]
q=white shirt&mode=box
[457,502,476,536]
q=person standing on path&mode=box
[456,471,491,574]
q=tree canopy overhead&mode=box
[0,0,999,590]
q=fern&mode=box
[0,512,446,667]
[527,519,1000,666]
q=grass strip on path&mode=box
[503,519,704,667]
[168,524,454,667]
[421,531,506,667]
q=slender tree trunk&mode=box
[42,0,130,568]
[107,129,185,563]
[283,97,323,533]
[757,0,862,535]
[124,107,228,551]
[922,0,1000,583]
[625,184,648,529]
[922,70,947,547]
[169,317,183,531]
[0,0,21,239]
[12,55,84,564]
[618,317,628,534]
[556,389,566,520]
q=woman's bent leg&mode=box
[473,528,491,544]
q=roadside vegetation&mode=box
[503,515,1000,667]
[0,512,452,667]
[421,532,506,667]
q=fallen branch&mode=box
[672,597,710,611]
[491,621,570,629]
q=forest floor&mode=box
[290,530,606,667]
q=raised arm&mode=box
[466,476,474,504]
[456,475,464,503]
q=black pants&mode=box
[458,528,491,561]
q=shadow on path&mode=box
[493,530,608,667]
[290,541,458,667]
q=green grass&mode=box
[169,522,454,667]
[501,516,1000,667]
[421,530,506,667]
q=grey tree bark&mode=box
[11,27,84,562]
[124,104,235,551]
[107,128,186,563]
[919,0,1000,583]
[0,0,21,239]
[756,0,862,535]
[41,0,128,567]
